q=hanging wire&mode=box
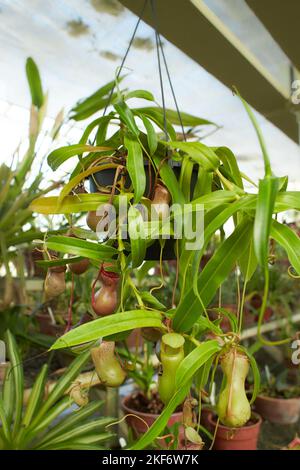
[93,0,186,152]
[102,0,148,117]
[150,0,186,141]
[157,33,186,141]
[150,0,168,144]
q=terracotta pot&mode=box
[121,394,184,448]
[255,395,300,424]
[207,412,262,450]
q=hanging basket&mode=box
[89,162,199,261]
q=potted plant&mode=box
[205,346,262,450]
[0,58,64,316]
[254,367,300,425]
[29,71,300,450]
[0,331,115,450]
[120,334,187,449]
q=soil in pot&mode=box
[207,412,262,450]
[122,391,184,447]
[255,395,300,425]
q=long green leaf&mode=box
[47,144,112,171]
[50,310,163,350]
[5,331,24,436]
[125,90,155,101]
[114,100,139,136]
[60,433,114,445]
[35,401,104,445]
[141,115,158,155]
[275,191,300,212]
[39,442,104,450]
[254,176,279,266]
[140,291,166,311]
[2,363,15,426]
[124,133,146,203]
[25,57,44,108]
[22,364,48,427]
[69,152,109,179]
[128,205,146,267]
[238,236,258,282]
[25,397,70,442]
[57,163,118,206]
[96,115,114,145]
[45,235,117,261]
[173,219,253,332]
[31,351,90,425]
[133,108,176,140]
[271,220,300,275]
[191,190,240,209]
[0,400,11,442]
[214,147,243,188]
[36,256,84,269]
[37,419,114,449]
[239,346,260,404]
[189,195,255,291]
[179,157,194,202]
[194,354,215,390]
[79,116,113,146]
[164,141,219,172]
[152,155,185,205]
[193,168,213,199]
[30,193,130,215]
[175,340,220,388]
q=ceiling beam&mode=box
[119,0,298,143]
[246,0,300,71]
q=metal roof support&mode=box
[246,0,300,71]
[119,0,298,143]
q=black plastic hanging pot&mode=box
[89,161,198,261]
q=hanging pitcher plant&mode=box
[24,0,300,445]
[28,72,300,448]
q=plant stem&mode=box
[183,334,201,347]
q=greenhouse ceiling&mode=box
[0,0,299,188]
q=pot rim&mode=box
[207,411,262,431]
[256,394,300,404]
[121,393,183,419]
